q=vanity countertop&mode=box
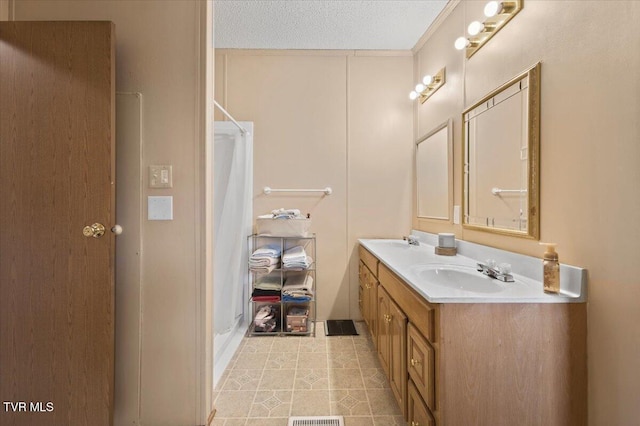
[359,237,587,304]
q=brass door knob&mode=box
[411,358,421,367]
[83,223,105,238]
[411,422,420,426]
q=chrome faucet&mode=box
[403,235,420,246]
[477,260,514,282]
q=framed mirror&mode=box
[416,120,453,220]
[463,63,540,238]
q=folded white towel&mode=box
[271,208,301,219]
[251,244,281,258]
[272,208,301,216]
[282,289,314,298]
[255,282,282,291]
[249,257,280,267]
[283,257,313,270]
[255,274,282,291]
[283,246,306,261]
[250,264,277,274]
[283,246,312,269]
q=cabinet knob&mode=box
[411,358,421,367]
[411,422,420,426]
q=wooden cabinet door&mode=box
[376,286,391,376]
[408,379,436,426]
[358,262,369,322]
[0,21,115,426]
[408,323,435,412]
[367,274,378,345]
[389,298,407,418]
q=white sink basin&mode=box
[359,237,587,302]
[410,265,506,294]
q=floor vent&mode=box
[288,416,345,426]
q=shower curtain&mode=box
[213,121,253,335]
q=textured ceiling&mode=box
[214,0,449,50]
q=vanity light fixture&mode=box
[409,67,446,104]
[454,0,523,59]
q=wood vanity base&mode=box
[359,245,587,426]
[438,302,587,426]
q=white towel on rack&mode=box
[283,256,313,270]
[283,246,306,262]
[255,274,283,291]
[251,244,281,258]
[249,256,280,267]
[250,264,277,274]
[271,208,302,219]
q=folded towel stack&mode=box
[282,272,314,302]
[271,208,302,219]
[252,273,282,301]
[251,287,280,302]
[282,245,313,270]
[254,274,282,291]
[250,244,282,274]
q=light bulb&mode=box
[422,75,433,86]
[415,83,425,93]
[484,1,500,18]
[468,21,484,36]
[409,91,419,100]
[455,37,469,50]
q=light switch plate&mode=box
[453,205,461,225]
[149,165,173,188]
[148,196,173,220]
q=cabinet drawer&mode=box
[359,245,379,278]
[379,264,437,342]
[408,378,436,426]
[408,323,435,412]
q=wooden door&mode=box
[0,21,115,426]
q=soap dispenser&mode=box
[540,243,560,293]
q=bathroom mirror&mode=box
[463,63,540,238]
[416,120,453,220]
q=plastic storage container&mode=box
[256,217,312,237]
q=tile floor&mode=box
[212,321,404,426]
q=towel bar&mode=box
[491,187,527,195]
[263,186,332,196]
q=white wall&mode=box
[216,50,414,321]
[11,1,212,425]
